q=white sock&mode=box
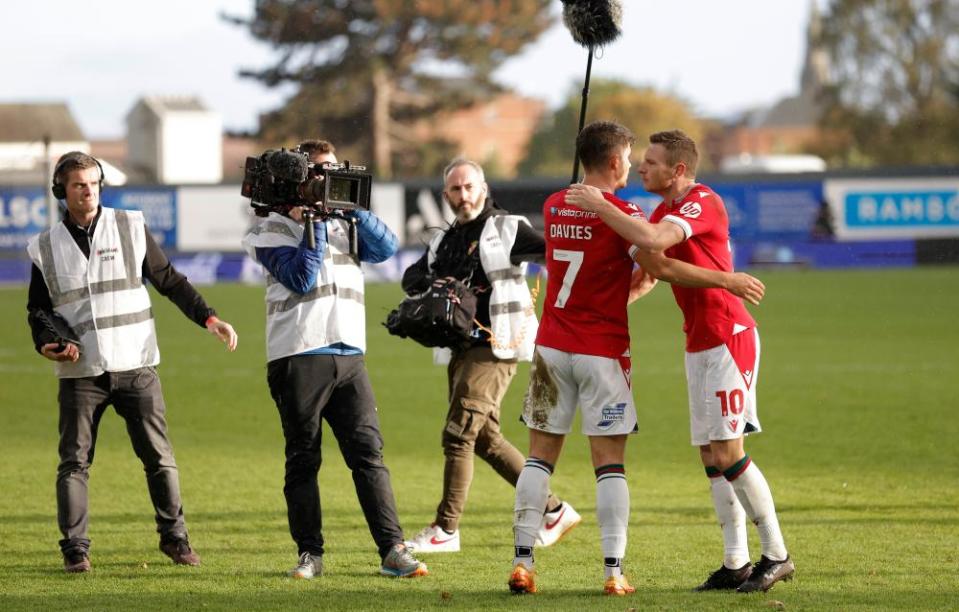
[725,456,788,562]
[707,470,750,568]
[513,458,551,567]
[604,557,623,579]
[595,465,629,561]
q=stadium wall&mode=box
[2,170,957,284]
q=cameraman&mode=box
[26,151,238,573]
[401,159,579,554]
[241,140,427,579]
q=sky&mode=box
[2,0,818,140]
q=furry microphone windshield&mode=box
[267,149,310,183]
[561,0,623,49]
[561,0,625,183]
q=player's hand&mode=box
[727,273,765,305]
[627,267,658,304]
[564,184,608,212]
[207,318,238,351]
[40,342,79,362]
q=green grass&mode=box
[1,267,958,610]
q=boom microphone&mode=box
[561,0,623,183]
[561,0,622,48]
[267,149,309,182]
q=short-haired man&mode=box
[26,152,238,573]
[401,159,580,554]
[565,128,794,593]
[295,139,335,160]
[242,139,427,580]
[510,121,764,596]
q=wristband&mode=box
[205,315,220,328]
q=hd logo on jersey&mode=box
[597,402,627,429]
[679,202,702,219]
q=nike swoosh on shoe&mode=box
[544,508,567,530]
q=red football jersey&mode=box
[649,184,756,352]
[537,189,646,358]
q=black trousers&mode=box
[56,367,187,555]
[267,354,404,560]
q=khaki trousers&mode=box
[436,345,559,531]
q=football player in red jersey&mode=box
[509,122,765,596]
[565,129,794,594]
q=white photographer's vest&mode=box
[242,212,366,361]
[427,214,537,362]
[26,207,159,378]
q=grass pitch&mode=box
[1,267,957,610]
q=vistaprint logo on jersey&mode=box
[550,207,596,219]
[596,402,626,429]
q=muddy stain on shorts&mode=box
[523,350,557,428]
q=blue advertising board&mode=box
[102,188,177,247]
[0,186,177,251]
[618,180,824,241]
[825,178,959,240]
[0,187,49,250]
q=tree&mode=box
[812,0,959,166]
[517,79,708,178]
[226,0,552,179]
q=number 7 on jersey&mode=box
[552,249,584,308]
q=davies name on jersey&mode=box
[550,223,593,240]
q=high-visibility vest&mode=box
[427,215,537,361]
[243,212,366,361]
[26,207,158,378]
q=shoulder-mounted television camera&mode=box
[240,148,372,217]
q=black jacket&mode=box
[26,206,215,352]
[401,200,544,344]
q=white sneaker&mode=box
[536,501,581,547]
[403,523,460,553]
[290,552,321,579]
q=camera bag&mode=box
[384,278,477,348]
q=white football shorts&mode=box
[522,345,638,436]
[685,326,762,446]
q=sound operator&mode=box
[400,158,581,555]
[25,151,238,573]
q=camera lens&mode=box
[299,177,326,203]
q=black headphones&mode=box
[51,153,105,200]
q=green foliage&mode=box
[229,0,553,178]
[517,78,707,178]
[2,267,959,610]
[812,0,959,166]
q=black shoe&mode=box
[64,550,91,573]
[737,555,795,593]
[693,562,752,591]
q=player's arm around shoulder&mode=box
[632,250,765,306]
[564,184,678,251]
